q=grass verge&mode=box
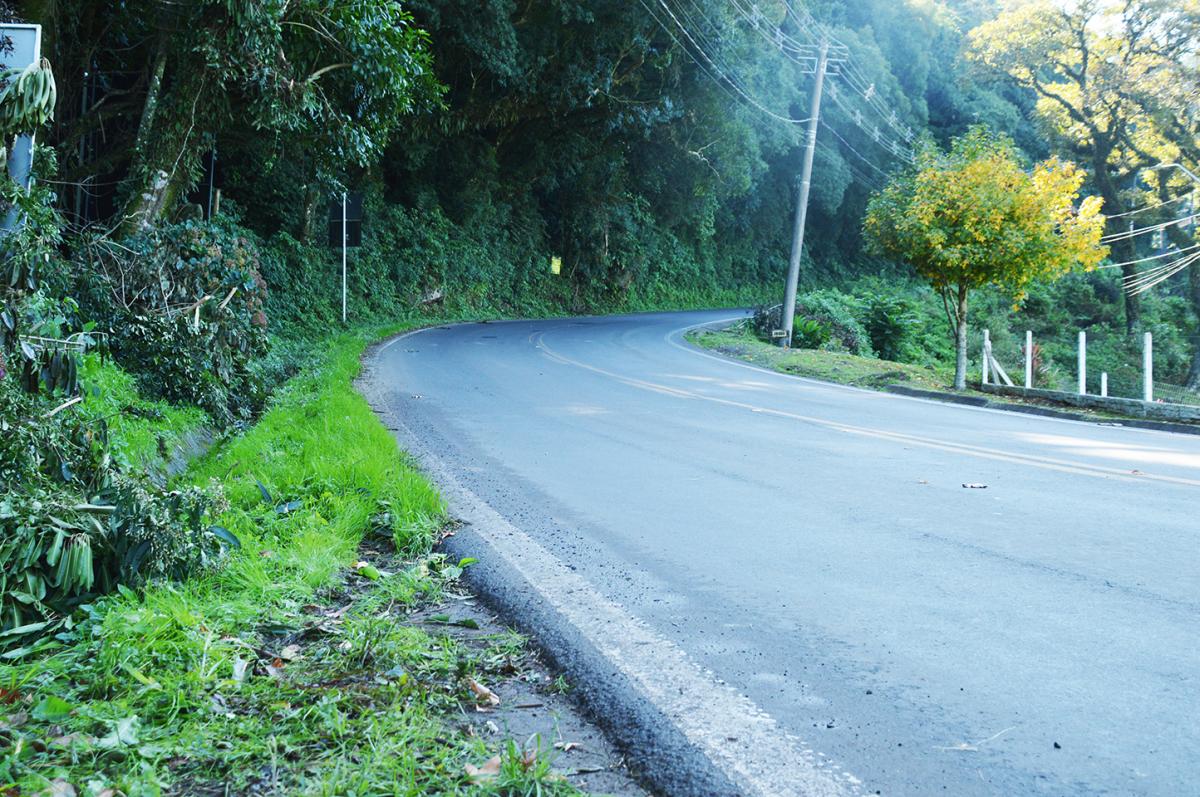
[78,355,212,479]
[690,324,958,392]
[689,323,1200,429]
[0,325,584,797]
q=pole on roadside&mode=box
[982,329,991,385]
[1078,331,1087,395]
[341,192,348,324]
[780,40,829,348]
[1100,372,1108,397]
[1024,330,1033,388]
[1,24,41,236]
[1143,332,1153,402]
[206,148,217,220]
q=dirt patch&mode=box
[411,597,651,796]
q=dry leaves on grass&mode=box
[466,676,500,709]
[42,779,76,797]
[231,657,249,684]
[465,755,502,782]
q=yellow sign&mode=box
[550,256,562,275]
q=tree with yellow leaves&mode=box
[864,128,1108,390]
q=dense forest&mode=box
[6,1,1195,392]
[32,0,1052,300]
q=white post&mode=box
[1024,330,1033,389]
[1077,330,1087,395]
[1100,372,1108,397]
[982,329,991,385]
[1143,332,1153,402]
[341,192,348,324]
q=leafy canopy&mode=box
[864,128,1108,302]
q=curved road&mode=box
[363,310,1200,796]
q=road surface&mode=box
[362,310,1200,796]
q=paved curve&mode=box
[363,310,1200,796]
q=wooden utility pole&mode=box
[781,40,829,348]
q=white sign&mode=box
[1,23,42,235]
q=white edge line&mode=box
[362,324,866,797]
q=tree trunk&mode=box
[119,50,168,237]
[1092,152,1140,332]
[953,283,969,391]
[299,183,321,243]
[1155,185,1200,391]
[1187,263,1200,390]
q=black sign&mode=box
[329,192,364,248]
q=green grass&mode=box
[691,324,960,392]
[78,355,211,476]
[0,325,583,797]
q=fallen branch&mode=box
[41,396,84,418]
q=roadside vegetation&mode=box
[693,273,1199,412]
[694,324,957,393]
[1,328,589,796]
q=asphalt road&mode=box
[363,310,1200,796]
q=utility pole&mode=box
[206,148,217,220]
[341,192,348,324]
[780,40,829,348]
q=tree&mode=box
[864,128,1107,390]
[1123,15,1200,388]
[967,0,1195,332]
[33,0,440,236]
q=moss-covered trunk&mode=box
[118,51,203,237]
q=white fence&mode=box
[983,329,1156,402]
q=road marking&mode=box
[668,319,1200,443]
[361,334,865,797]
[534,329,1200,489]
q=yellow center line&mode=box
[534,330,1200,489]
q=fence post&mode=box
[982,329,991,385]
[1143,332,1153,402]
[1077,331,1087,395]
[1100,372,1108,397]
[1024,330,1033,389]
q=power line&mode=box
[644,0,814,125]
[1101,211,1200,243]
[819,120,894,178]
[726,0,826,67]
[1104,192,1192,219]
[824,85,914,163]
[815,139,886,192]
[1097,243,1200,268]
[783,1,918,145]
[1123,251,1200,295]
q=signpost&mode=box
[1,23,42,235]
[328,192,363,323]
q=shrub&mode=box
[0,479,226,642]
[863,293,918,362]
[751,295,870,354]
[792,317,832,349]
[750,304,782,342]
[0,378,229,645]
[794,289,873,356]
[74,218,270,425]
